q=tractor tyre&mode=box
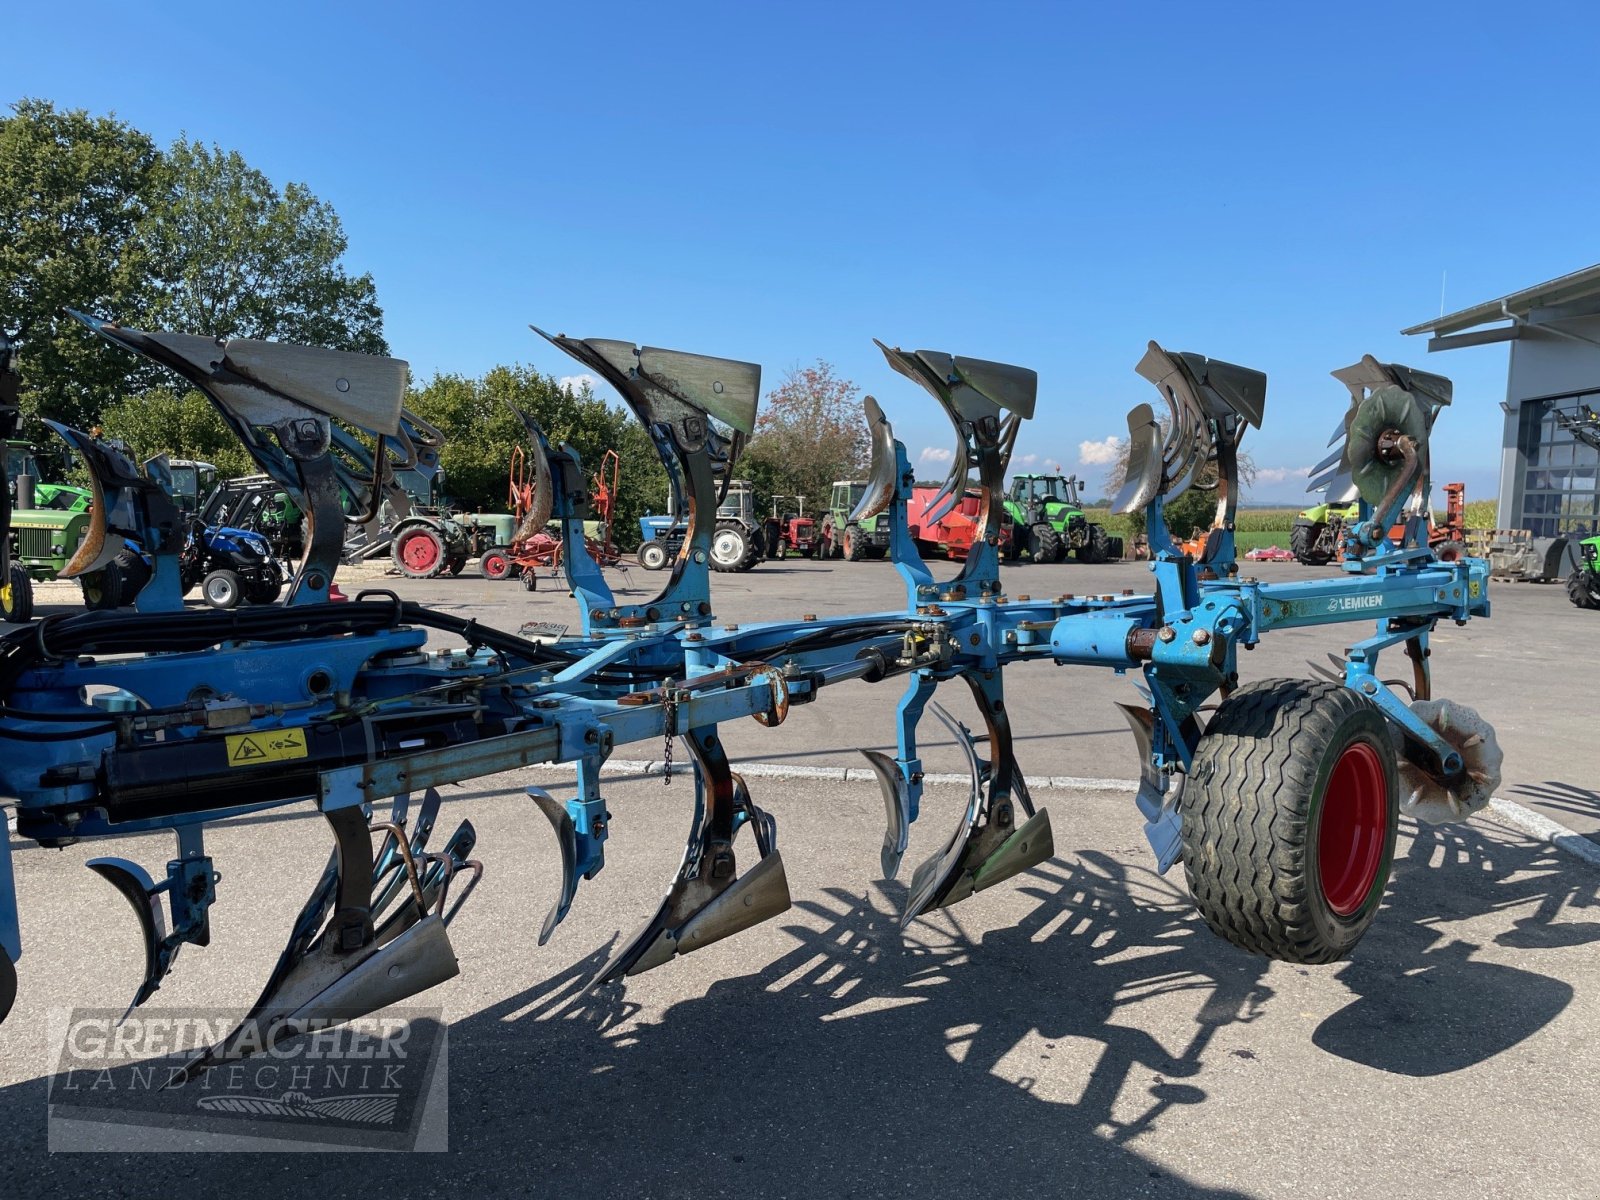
[637,540,668,571]
[1181,678,1398,963]
[1568,569,1600,610]
[1030,523,1063,563]
[1,564,34,624]
[81,561,125,612]
[445,554,467,577]
[739,535,764,571]
[201,568,243,611]
[844,524,868,561]
[1078,524,1110,564]
[244,570,283,605]
[1290,519,1333,566]
[392,524,448,579]
[1431,540,1467,564]
[710,523,750,572]
[1003,531,1022,562]
[480,547,514,580]
[114,548,152,606]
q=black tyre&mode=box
[1030,522,1063,563]
[392,524,447,579]
[710,524,749,572]
[445,555,466,577]
[1078,524,1110,564]
[81,561,125,611]
[244,573,283,605]
[201,568,243,610]
[521,568,539,592]
[1002,528,1022,561]
[844,523,868,561]
[1,563,34,623]
[1181,678,1399,964]
[1290,519,1333,566]
[480,547,514,580]
[1568,568,1600,610]
[114,548,152,606]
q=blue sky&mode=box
[10,0,1596,502]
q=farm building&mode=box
[1403,264,1600,538]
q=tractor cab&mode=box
[1008,472,1084,517]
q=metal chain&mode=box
[661,692,677,786]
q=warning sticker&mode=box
[225,728,309,767]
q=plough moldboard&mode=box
[0,313,1502,1074]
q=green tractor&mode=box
[1290,498,1359,566]
[1002,473,1110,562]
[817,479,890,560]
[1,440,124,623]
[1569,534,1600,610]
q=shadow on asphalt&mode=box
[3,818,1593,1195]
[1509,781,1600,843]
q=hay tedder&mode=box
[0,315,1500,1079]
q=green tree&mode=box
[142,137,386,354]
[95,386,256,478]
[743,360,868,518]
[0,99,161,427]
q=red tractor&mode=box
[907,484,1014,561]
[768,495,816,558]
[481,448,624,590]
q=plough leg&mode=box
[599,728,790,982]
[173,803,467,1084]
[901,678,1054,927]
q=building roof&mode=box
[1402,262,1600,337]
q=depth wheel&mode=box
[1181,678,1398,963]
[0,563,34,623]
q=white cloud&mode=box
[558,373,602,396]
[1013,453,1040,467]
[1254,466,1312,486]
[1078,436,1124,466]
[919,446,954,464]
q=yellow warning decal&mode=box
[1469,580,1482,599]
[225,728,309,767]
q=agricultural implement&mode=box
[0,317,1499,1083]
[908,482,1014,560]
[485,442,624,587]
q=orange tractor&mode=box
[480,447,625,589]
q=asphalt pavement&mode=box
[0,552,1596,1197]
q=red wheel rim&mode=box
[1318,741,1387,915]
[401,532,440,571]
[484,554,508,579]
